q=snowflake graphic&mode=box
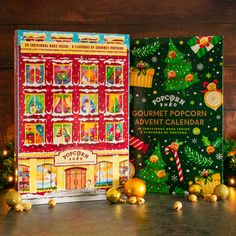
[137,154,142,159]
[171,175,178,182]
[151,56,158,63]
[142,98,147,103]
[197,63,204,70]
[135,40,140,45]
[206,72,212,79]
[216,153,223,160]
[192,138,198,144]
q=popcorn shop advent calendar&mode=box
[129,36,223,195]
[15,30,130,203]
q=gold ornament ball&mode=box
[123,178,146,198]
[106,188,121,203]
[173,201,183,211]
[189,183,202,197]
[203,194,212,201]
[5,190,22,208]
[48,198,56,207]
[214,184,229,200]
[188,194,198,203]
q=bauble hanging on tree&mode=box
[150,155,158,163]
[185,74,194,83]
[157,170,166,178]
[168,50,176,59]
[167,70,176,79]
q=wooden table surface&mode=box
[0,188,236,236]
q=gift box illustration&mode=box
[195,171,221,195]
[130,61,155,88]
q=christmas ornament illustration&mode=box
[201,80,223,111]
[202,136,222,155]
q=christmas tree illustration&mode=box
[111,98,120,113]
[164,39,199,96]
[140,142,170,193]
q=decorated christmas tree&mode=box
[164,39,199,95]
[140,142,169,193]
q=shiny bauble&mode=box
[106,188,121,203]
[214,184,229,200]
[189,183,202,197]
[5,190,22,208]
[188,194,198,203]
[173,201,183,211]
[48,198,56,207]
[123,178,146,198]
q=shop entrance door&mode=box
[65,168,87,190]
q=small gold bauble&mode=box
[14,203,24,212]
[123,178,146,198]
[5,190,22,208]
[188,194,198,203]
[48,198,56,208]
[106,188,121,203]
[189,183,202,197]
[22,202,32,211]
[214,184,229,200]
[209,194,217,202]
[173,201,183,211]
[128,196,137,204]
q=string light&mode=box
[8,175,14,183]
[3,150,8,156]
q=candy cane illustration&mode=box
[165,142,184,182]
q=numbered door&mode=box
[65,168,87,190]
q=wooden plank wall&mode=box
[0,0,235,142]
